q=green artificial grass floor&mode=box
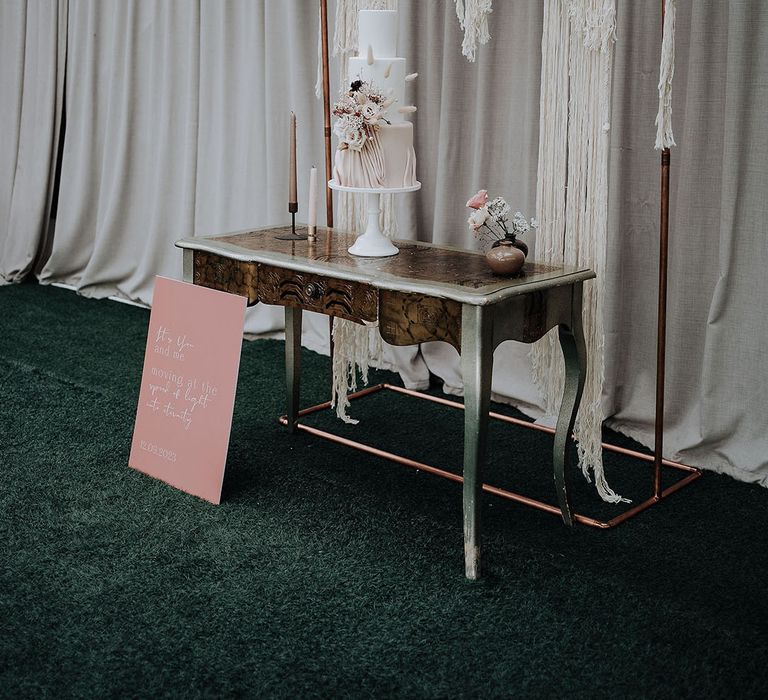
[1,281,767,698]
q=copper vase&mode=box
[485,240,526,276]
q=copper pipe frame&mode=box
[654,0,671,499]
[309,0,689,521]
[320,0,333,230]
[319,0,336,390]
[278,383,701,529]
[655,148,670,498]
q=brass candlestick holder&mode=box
[275,203,308,241]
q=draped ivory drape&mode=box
[0,0,66,284]
[1,0,766,488]
[604,0,768,487]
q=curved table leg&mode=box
[553,293,587,526]
[461,304,493,580]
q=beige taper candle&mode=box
[308,166,317,239]
[289,112,297,212]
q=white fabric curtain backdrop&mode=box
[39,0,202,304]
[1,0,767,488]
[604,0,768,487]
[400,1,546,417]
[0,0,66,284]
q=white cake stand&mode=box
[328,180,421,257]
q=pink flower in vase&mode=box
[466,190,488,210]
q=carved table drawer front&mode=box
[379,290,462,350]
[258,265,378,324]
[193,251,259,305]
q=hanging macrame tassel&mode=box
[333,0,371,84]
[569,0,625,504]
[454,0,492,62]
[532,0,626,504]
[331,0,397,423]
[654,0,676,149]
[531,0,570,423]
[331,319,377,423]
[456,0,465,27]
[315,4,324,99]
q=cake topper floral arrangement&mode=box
[333,79,395,152]
[466,189,538,250]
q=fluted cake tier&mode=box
[332,122,417,189]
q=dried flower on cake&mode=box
[332,78,391,152]
[343,127,368,152]
[360,101,382,122]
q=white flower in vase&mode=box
[468,206,490,230]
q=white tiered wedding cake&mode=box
[332,9,417,189]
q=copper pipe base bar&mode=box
[279,384,702,529]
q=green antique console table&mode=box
[176,225,594,579]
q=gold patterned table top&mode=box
[176,226,595,306]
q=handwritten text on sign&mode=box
[129,277,246,504]
[146,326,217,431]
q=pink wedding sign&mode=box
[129,276,247,504]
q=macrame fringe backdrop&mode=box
[655,0,676,149]
[454,0,493,62]
[315,4,324,98]
[326,0,398,422]
[532,0,627,504]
